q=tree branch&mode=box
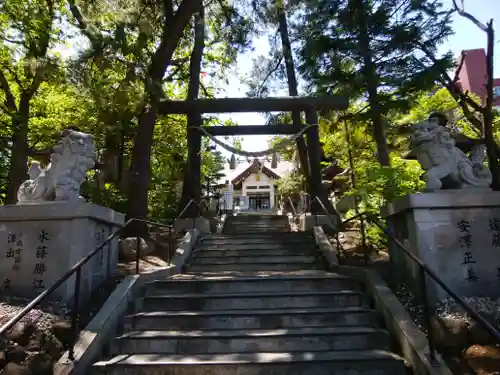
[256,55,284,97]
[416,45,483,113]
[164,0,174,23]
[0,61,25,90]
[451,0,488,32]
[0,34,27,46]
[452,51,466,84]
[23,0,55,98]
[199,81,213,98]
[67,0,102,47]
[0,69,17,112]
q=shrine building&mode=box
[216,157,296,212]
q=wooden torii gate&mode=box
[158,95,348,216]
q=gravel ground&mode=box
[0,258,166,374]
[0,298,69,334]
[0,256,169,336]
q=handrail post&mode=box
[168,226,174,264]
[135,236,141,275]
[335,231,341,259]
[69,267,82,361]
[419,266,437,364]
[361,216,368,265]
[177,199,194,220]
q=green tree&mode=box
[296,0,454,166]
[247,0,311,186]
[276,171,304,199]
[0,0,66,203]
[67,0,251,223]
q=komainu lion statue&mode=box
[411,119,491,191]
[17,129,96,203]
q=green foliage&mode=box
[0,0,498,233]
[0,0,242,217]
[321,104,425,246]
[296,0,453,112]
[276,171,305,198]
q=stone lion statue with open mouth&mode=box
[411,119,491,191]
[17,129,96,203]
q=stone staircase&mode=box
[223,214,291,234]
[92,214,406,374]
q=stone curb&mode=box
[53,229,199,375]
[216,214,227,234]
[363,268,453,375]
[321,262,453,375]
[313,225,339,265]
[171,229,200,273]
[313,232,452,375]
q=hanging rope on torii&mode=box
[158,95,348,218]
[194,124,316,158]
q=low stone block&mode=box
[314,226,338,266]
[0,202,124,303]
[171,229,200,273]
[299,215,336,231]
[174,217,210,234]
[382,190,500,302]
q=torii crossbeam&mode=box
[164,95,349,217]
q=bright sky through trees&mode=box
[216,0,500,155]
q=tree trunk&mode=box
[126,0,200,225]
[178,7,205,218]
[128,105,158,224]
[484,21,499,189]
[6,95,31,204]
[305,109,340,223]
[3,2,54,204]
[277,9,311,192]
[356,0,390,167]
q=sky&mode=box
[215,0,500,155]
[55,1,500,158]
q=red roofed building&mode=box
[456,48,500,108]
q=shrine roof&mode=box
[216,157,296,185]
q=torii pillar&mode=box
[305,109,324,215]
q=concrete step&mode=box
[224,224,289,228]
[92,350,406,375]
[193,248,315,257]
[196,243,313,251]
[225,220,289,224]
[142,274,362,295]
[200,238,310,245]
[227,219,288,223]
[174,270,334,278]
[111,327,390,355]
[189,255,317,265]
[226,223,289,226]
[228,217,288,220]
[186,262,319,272]
[123,306,377,331]
[136,290,367,311]
[207,232,311,238]
[225,229,290,233]
[225,222,289,225]
[225,225,289,229]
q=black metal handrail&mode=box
[177,198,198,219]
[312,196,500,363]
[0,218,173,361]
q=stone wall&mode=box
[0,202,124,304]
[382,191,500,302]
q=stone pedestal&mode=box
[0,202,124,304]
[174,217,211,234]
[382,191,500,302]
[298,214,336,231]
